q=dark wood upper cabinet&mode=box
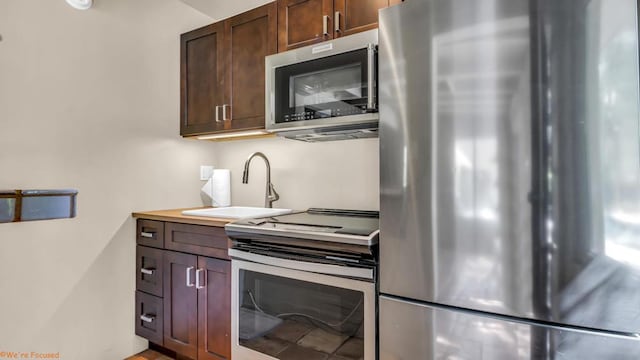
[180,0,402,137]
[197,257,231,360]
[334,0,402,37]
[225,3,278,132]
[181,22,226,136]
[180,3,276,137]
[278,0,402,51]
[277,0,333,52]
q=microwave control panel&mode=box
[283,105,374,122]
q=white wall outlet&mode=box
[200,165,214,180]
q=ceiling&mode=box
[180,0,272,20]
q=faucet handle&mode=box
[268,183,280,204]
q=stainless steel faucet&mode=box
[242,152,280,208]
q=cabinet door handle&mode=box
[335,11,341,33]
[140,268,155,275]
[322,15,329,36]
[140,231,155,238]
[195,268,205,289]
[140,314,155,323]
[186,266,195,287]
[222,104,229,121]
[215,105,222,123]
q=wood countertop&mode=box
[132,207,231,227]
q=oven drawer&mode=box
[135,291,164,345]
[165,222,230,259]
[136,245,163,297]
[137,219,165,248]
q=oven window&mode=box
[238,269,365,359]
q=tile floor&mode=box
[240,318,364,360]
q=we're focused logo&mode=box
[0,351,60,359]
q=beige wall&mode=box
[212,137,379,211]
[0,1,379,358]
[0,0,215,358]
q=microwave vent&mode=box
[278,123,378,142]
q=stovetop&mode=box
[225,208,380,247]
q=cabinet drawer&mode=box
[135,291,164,345]
[165,223,230,260]
[136,245,164,297]
[137,219,165,248]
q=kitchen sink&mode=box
[181,206,293,219]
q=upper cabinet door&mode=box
[224,3,277,131]
[180,22,226,136]
[277,0,333,52]
[334,0,402,38]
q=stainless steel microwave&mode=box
[265,30,378,142]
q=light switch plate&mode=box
[200,165,214,180]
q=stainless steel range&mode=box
[225,208,378,360]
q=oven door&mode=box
[231,258,376,360]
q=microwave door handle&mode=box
[367,44,377,111]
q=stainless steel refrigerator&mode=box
[378,0,640,358]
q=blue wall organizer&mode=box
[0,189,78,223]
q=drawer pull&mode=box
[140,268,155,275]
[140,314,155,323]
[140,231,155,238]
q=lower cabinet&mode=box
[163,251,199,358]
[136,220,231,360]
[164,251,231,360]
[198,256,231,360]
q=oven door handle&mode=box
[366,43,377,111]
[228,249,374,280]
